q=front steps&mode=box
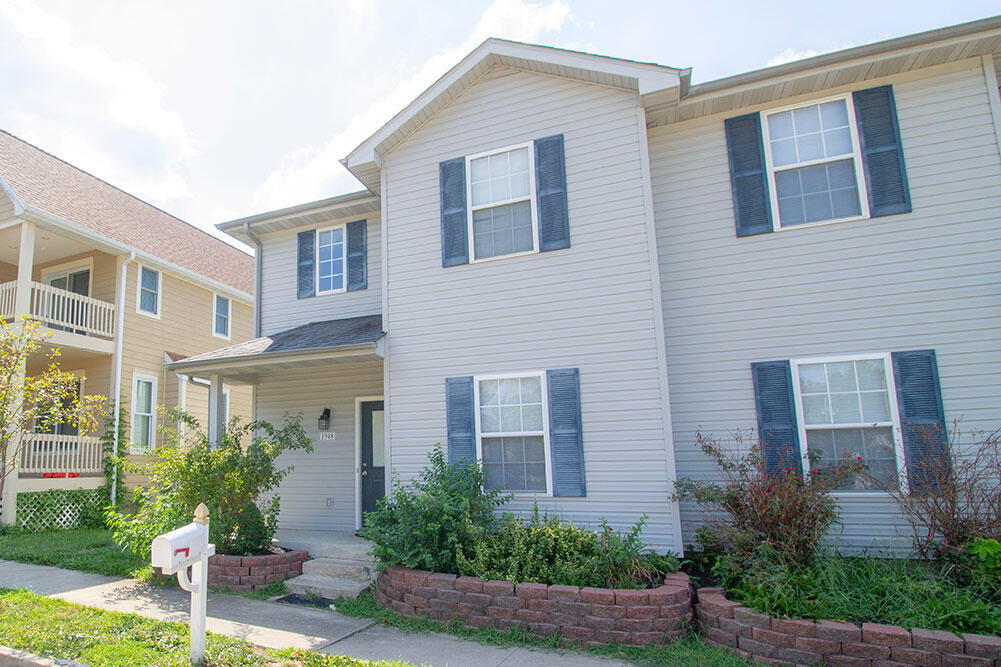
[277,530,376,600]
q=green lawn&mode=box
[0,588,412,666]
[332,590,752,667]
[0,528,149,577]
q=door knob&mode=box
[361,470,368,476]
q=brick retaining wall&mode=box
[375,565,693,647]
[697,586,1001,665]
[206,550,309,592]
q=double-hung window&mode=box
[138,266,160,317]
[316,225,346,294]
[475,373,550,493]
[214,294,230,338]
[131,373,157,454]
[467,143,538,261]
[762,96,869,227]
[792,354,905,491]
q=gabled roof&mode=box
[0,130,254,296]
[343,38,687,192]
[217,189,378,244]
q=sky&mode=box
[0,0,997,250]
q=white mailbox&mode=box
[152,522,215,575]
[151,503,214,665]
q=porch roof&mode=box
[165,314,385,377]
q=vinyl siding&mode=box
[383,66,680,551]
[650,59,1001,552]
[255,360,383,531]
[259,215,382,336]
[33,250,117,303]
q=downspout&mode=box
[110,252,135,505]
[243,221,263,338]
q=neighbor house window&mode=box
[214,294,230,338]
[467,143,537,260]
[138,266,160,316]
[793,354,904,491]
[316,225,346,294]
[131,373,157,454]
[763,96,869,227]
[475,373,550,493]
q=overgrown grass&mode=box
[730,554,1001,635]
[0,528,147,578]
[0,588,412,666]
[332,590,751,667]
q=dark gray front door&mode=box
[360,400,385,522]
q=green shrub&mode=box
[106,413,311,557]
[456,507,678,588]
[361,445,508,574]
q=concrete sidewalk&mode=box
[0,560,624,666]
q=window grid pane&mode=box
[479,375,546,493]
[482,436,546,492]
[317,228,345,292]
[473,201,534,259]
[470,147,531,208]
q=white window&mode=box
[792,354,906,492]
[466,143,538,261]
[137,265,161,317]
[131,373,157,454]
[474,373,550,494]
[316,225,346,294]
[762,96,869,228]
[214,294,230,338]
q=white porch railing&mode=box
[0,281,116,339]
[19,434,105,475]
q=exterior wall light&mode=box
[318,408,331,431]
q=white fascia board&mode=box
[22,205,253,305]
[344,38,682,172]
[0,172,25,217]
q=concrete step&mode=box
[285,574,371,600]
[302,557,375,582]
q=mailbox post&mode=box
[151,503,214,665]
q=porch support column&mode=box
[207,374,224,447]
[2,221,34,525]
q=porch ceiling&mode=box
[0,223,95,267]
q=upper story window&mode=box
[137,266,160,317]
[792,354,904,492]
[466,143,538,261]
[317,225,346,294]
[763,97,868,227]
[214,294,230,338]
[476,373,550,494]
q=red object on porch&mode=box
[41,472,77,478]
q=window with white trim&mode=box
[131,373,157,454]
[317,225,346,294]
[475,373,549,493]
[793,355,904,491]
[467,144,537,260]
[214,294,230,338]
[763,96,869,227]
[138,266,160,316]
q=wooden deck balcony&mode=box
[0,280,116,341]
[19,434,105,476]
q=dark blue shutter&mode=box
[535,135,570,252]
[547,368,585,497]
[751,360,802,476]
[446,376,475,465]
[440,158,468,267]
[296,230,315,299]
[725,113,773,237]
[346,220,367,291]
[853,86,911,217]
[892,350,947,493]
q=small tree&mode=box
[0,319,106,506]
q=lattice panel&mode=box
[16,489,104,532]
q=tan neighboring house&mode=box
[0,130,254,524]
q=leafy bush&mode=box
[362,445,509,574]
[676,430,862,567]
[106,413,311,557]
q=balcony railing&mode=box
[19,434,105,475]
[0,281,116,339]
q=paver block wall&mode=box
[376,565,693,647]
[207,550,309,592]
[697,586,1001,666]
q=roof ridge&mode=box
[0,128,250,258]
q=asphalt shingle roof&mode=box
[0,130,253,295]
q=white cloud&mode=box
[0,0,196,204]
[251,0,572,212]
